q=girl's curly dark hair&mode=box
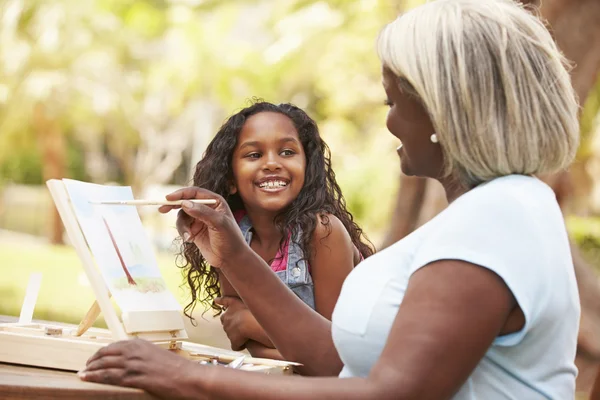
[177,100,375,320]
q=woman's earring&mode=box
[430,133,439,144]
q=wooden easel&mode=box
[0,179,295,374]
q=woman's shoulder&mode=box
[448,175,559,221]
[414,174,569,273]
[462,175,553,202]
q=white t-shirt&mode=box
[331,175,580,399]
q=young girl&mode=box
[178,101,374,361]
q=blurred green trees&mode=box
[0,0,407,238]
[1,0,599,240]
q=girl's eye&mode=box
[280,149,295,156]
[246,153,261,159]
[384,99,393,107]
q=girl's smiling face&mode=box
[230,111,307,214]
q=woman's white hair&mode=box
[377,0,580,187]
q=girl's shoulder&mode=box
[313,213,364,265]
[311,213,356,254]
[313,213,346,237]
[306,213,362,270]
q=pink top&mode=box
[234,210,363,273]
[234,210,288,273]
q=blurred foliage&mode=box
[0,135,87,184]
[0,0,599,239]
[579,76,600,159]
[0,146,43,185]
[568,216,600,267]
[0,0,403,237]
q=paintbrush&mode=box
[89,199,217,206]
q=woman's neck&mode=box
[439,176,468,204]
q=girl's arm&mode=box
[310,214,356,320]
[218,270,238,298]
[218,272,277,349]
[216,294,276,350]
[245,340,284,360]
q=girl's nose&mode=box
[263,154,281,171]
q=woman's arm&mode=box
[219,233,343,376]
[211,258,515,399]
[162,188,338,374]
[82,187,519,397]
[217,214,354,357]
[81,258,516,400]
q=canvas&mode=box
[62,179,181,313]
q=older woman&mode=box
[79,0,580,398]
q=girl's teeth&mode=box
[259,180,287,188]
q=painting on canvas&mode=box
[62,179,181,313]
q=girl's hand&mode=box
[158,187,248,269]
[215,296,259,351]
[79,339,201,399]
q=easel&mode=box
[0,179,295,374]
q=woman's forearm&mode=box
[182,365,386,400]
[221,249,343,376]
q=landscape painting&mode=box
[62,179,181,312]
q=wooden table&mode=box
[0,363,157,400]
[0,315,156,400]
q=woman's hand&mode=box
[79,339,201,399]
[158,187,248,269]
[216,296,273,351]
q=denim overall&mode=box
[237,215,316,310]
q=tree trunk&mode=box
[33,101,66,245]
[382,0,600,395]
